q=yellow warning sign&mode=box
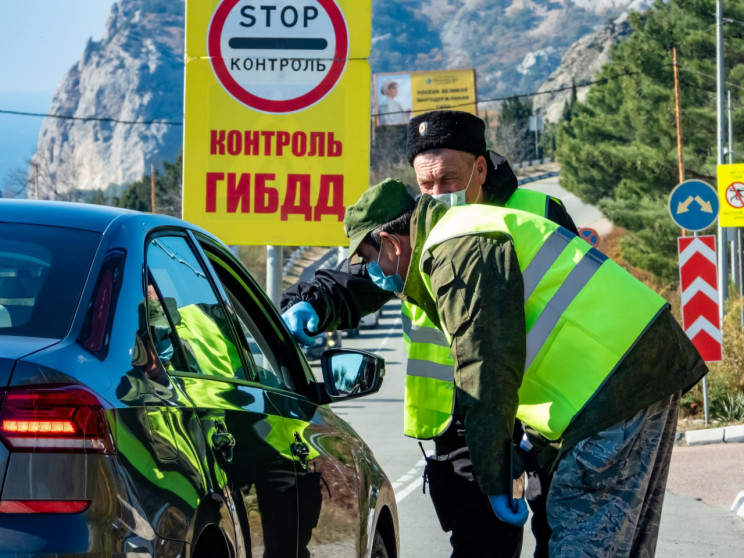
[718,164,744,227]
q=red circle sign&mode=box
[725,182,744,208]
[207,0,349,114]
[578,227,600,248]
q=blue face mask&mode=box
[367,236,405,293]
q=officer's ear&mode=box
[475,154,488,186]
[380,232,409,257]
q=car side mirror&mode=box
[321,349,385,401]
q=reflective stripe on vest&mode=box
[401,300,455,438]
[401,190,557,440]
[419,204,667,440]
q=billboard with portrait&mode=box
[373,69,477,126]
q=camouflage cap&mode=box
[344,178,416,257]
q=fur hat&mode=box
[406,110,487,164]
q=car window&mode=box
[223,286,287,390]
[199,243,303,393]
[146,235,248,381]
[0,223,100,339]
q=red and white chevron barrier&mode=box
[678,235,722,361]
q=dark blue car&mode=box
[0,200,398,558]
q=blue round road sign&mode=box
[668,180,719,231]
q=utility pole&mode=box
[528,110,543,162]
[716,0,727,311]
[150,164,156,214]
[673,48,684,185]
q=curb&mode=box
[517,171,559,186]
[676,423,744,446]
[732,491,744,520]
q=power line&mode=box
[0,109,182,126]
[0,61,737,124]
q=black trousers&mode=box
[426,435,551,558]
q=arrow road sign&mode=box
[668,180,719,231]
[678,235,722,362]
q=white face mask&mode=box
[431,160,479,207]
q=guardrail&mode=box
[512,157,554,169]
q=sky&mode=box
[0,0,116,189]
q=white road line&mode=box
[375,315,401,351]
[393,458,427,503]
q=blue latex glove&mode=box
[281,301,319,346]
[488,494,529,527]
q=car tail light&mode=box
[0,500,90,514]
[0,385,114,454]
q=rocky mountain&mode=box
[31,0,653,196]
[533,1,655,123]
[30,0,184,198]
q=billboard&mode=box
[373,68,477,126]
[183,0,372,246]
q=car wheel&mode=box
[371,529,389,558]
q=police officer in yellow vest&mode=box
[344,178,707,557]
[282,111,575,557]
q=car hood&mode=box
[0,337,59,386]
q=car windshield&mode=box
[0,223,100,339]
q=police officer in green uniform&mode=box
[282,111,576,557]
[342,178,707,557]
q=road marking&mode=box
[373,305,426,504]
[376,314,401,351]
[393,458,426,503]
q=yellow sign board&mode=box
[717,164,744,227]
[373,69,477,126]
[183,0,371,246]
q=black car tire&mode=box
[371,529,389,558]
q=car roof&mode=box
[0,199,136,232]
[0,199,209,237]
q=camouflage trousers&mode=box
[547,392,680,557]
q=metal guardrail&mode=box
[512,157,554,169]
[518,171,559,186]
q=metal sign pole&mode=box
[266,246,283,309]
[707,0,727,427]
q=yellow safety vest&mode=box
[419,204,667,440]
[402,190,567,439]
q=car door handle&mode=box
[212,431,236,463]
[290,431,310,462]
[212,431,236,450]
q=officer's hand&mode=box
[488,494,529,527]
[281,302,319,346]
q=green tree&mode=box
[493,95,534,162]
[561,79,578,123]
[118,152,183,217]
[556,0,744,280]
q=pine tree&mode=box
[118,152,183,217]
[556,0,744,280]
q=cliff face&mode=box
[32,0,652,197]
[31,0,184,197]
[533,18,633,124]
